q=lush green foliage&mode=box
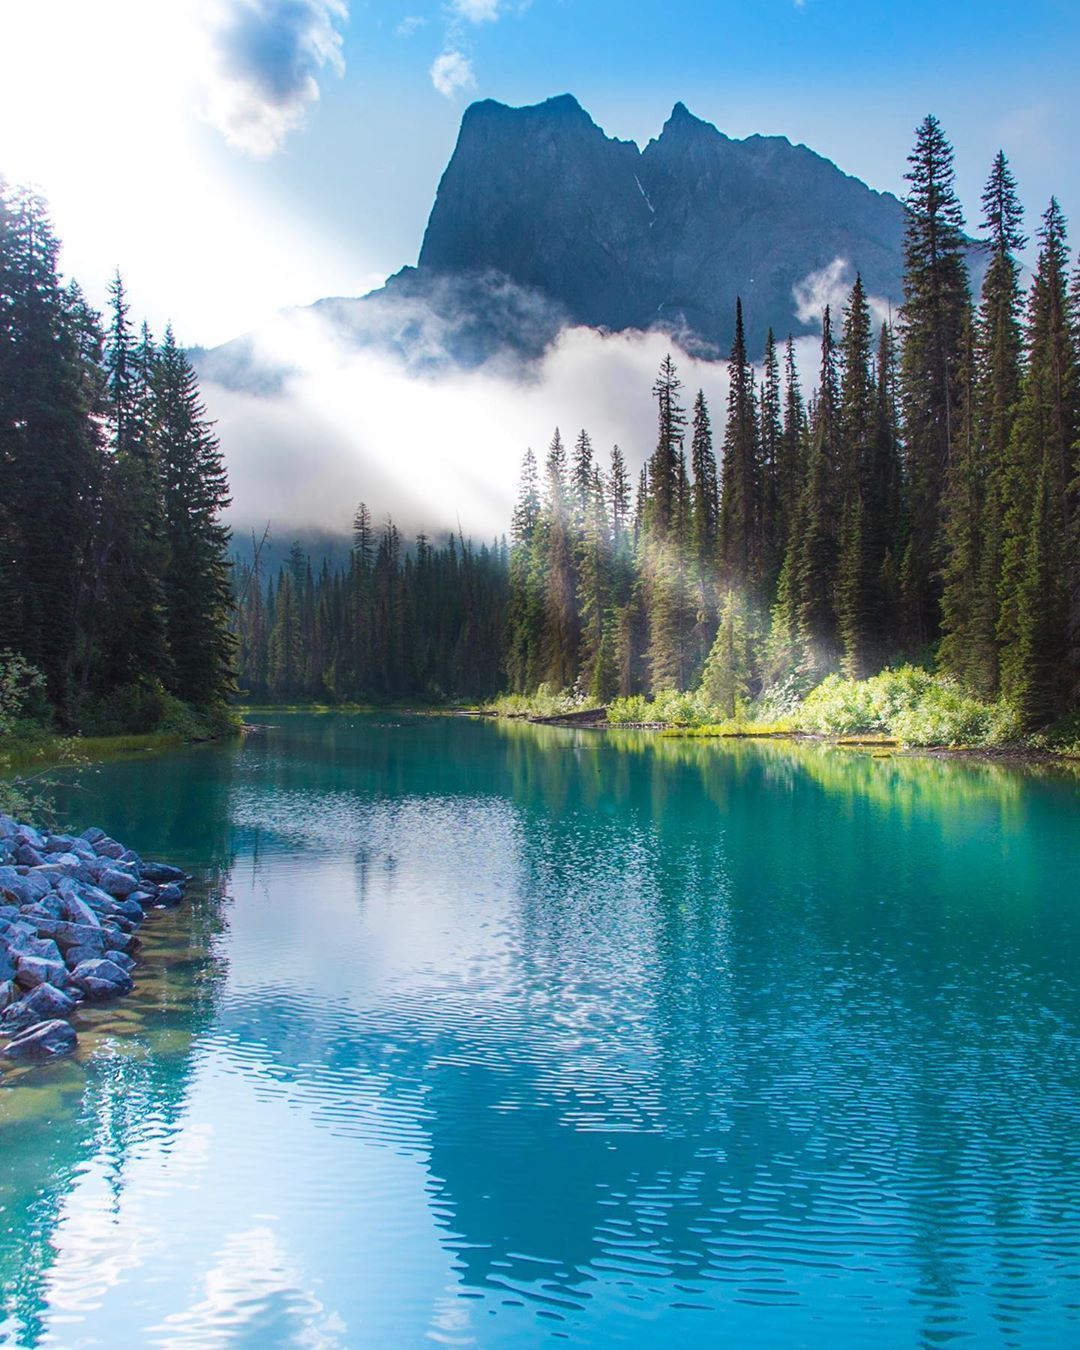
[499,120,1079,736]
[608,666,1023,749]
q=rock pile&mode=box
[0,815,190,1066]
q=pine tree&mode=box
[93,277,170,692]
[571,429,594,525]
[717,299,761,597]
[540,430,579,689]
[607,445,631,549]
[998,200,1078,713]
[645,354,687,537]
[506,449,543,692]
[155,325,235,706]
[835,276,881,678]
[689,389,720,669]
[788,307,842,676]
[689,389,719,570]
[1009,454,1068,728]
[0,186,101,701]
[577,468,615,700]
[759,330,784,591]
[699,589,752,717]
[939,153,1026,695]
[898,114,972,648]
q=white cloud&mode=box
[430,49,477,99]
[395,15,427,37]
[198,0,349,158]
[792,257,894,330]
[452,0,501,21]
[202,303,730,539]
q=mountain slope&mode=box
[412,94,908,352]
[199,95,916,390]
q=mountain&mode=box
[199,95,914,389]
[410,94,908,354]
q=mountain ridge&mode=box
[198,94,917,390]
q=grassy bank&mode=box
[0,703,243,821]
[487,668,1080,758]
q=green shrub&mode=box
[794,666,1001,747]
[487,683,584,718]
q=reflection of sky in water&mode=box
[2,715,1080,1346]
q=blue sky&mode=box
[1,1,1077,344]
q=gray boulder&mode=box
[16,955,70,990]
[65,944,102,970]
[12,935,62,961]
[21,895,64,921]
[0,980,19,1010]
[57,887,101,929]
[0,948,15,983]
[0,982,77,1031]
[31,919,114,955]
[71,958,134,1001]
[3,1019,77,1064]
[156,883,184,906]
[46,835,97,861]
[99,868,138,899]
[14,843,44,867]
[104,949,135,972]
[80,827,106,845]
[93,839,125,860]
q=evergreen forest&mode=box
[4,116,1080,743]
[235,118,1080,738]
[0,179,235,736]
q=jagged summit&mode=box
[413,94,907,353]
[201,95,913,388]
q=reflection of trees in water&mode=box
[0,745,238,1343]
[201,716,1080,1335]
[5,718,1077,1340]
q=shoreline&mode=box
[0,816,192,1066]
[482,710,1080,767]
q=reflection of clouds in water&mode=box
[151,1225,346,1348]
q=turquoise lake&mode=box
[1,712,1079,1347]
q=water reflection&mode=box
[1,716,1078,1346]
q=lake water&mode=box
[1,713,1079,1347]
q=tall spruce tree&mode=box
[154,325,235,706]
[939,153,1027,695]
[506,449,543,692]
[789,307,842,676]
[759,330,784,592]
[717,299,761,597]
[835,276,881,678]
[897,115,972,648]
[998,200,1077,715]
[540,429,579,689]
[645,355,687,537]
[577,467,615,699]
[0,185,100,701]
[93,277,170,693]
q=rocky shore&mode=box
[0,816,190,1066]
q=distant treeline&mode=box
[0,179,234,732]
[233,520,508,703]
[239,116,1079,728]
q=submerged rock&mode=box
[3,1019,77,1063]
[141,862,188,884]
